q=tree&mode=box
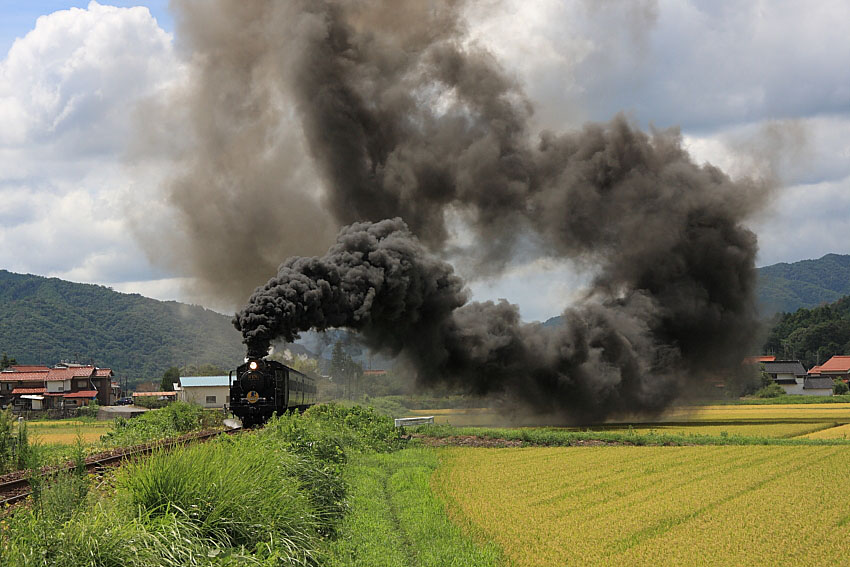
[0,353,17,370]
[330,341,363,400]
[179,363,226,377]
[834,379,849,395]
[161,367,180,392]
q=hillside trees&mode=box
[764,296,850,367]
[161,367,180,391]
[0,353,17,369]
[0,270,244,379]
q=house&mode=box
[178,375,231,409]
[763,360,831,396]
[742,355,777,365]
[811,356,850,382]
[0,363,118,410]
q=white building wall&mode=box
[778,382,804,395]
[180,386,230,408]
[801,388,832,396]
[775,372,803,395]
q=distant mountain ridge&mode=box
[2,253,846,379]
[756,253,850,315]
[0,270,246,380]
[542,253,850,326]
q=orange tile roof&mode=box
[46,366,95,381]
[95,368,113,377]
[742,356,776,364]
[0,370,48,382]
[818,356,850,373]
[63,390,99,398]
[11,387,46,395]
[809,365,823,375]
[9,365,50,372]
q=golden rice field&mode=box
[22,420,112,445]
[434,446,850,567]
[802,423,850,439]
[602,422,835,438]
[411,403,850,428]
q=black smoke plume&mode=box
[147,1,765,419]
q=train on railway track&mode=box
[227,357,317,428]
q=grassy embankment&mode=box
[1,404,499,566]
[1,403,226,472]
[323,448,500,567]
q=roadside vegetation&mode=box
[101,401,223,447]
[0,404,502,566]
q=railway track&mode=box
[0,427,244,510]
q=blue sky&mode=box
[1,1,849,321]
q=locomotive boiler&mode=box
[228,357,316,427]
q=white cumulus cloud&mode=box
[0,1,179,287]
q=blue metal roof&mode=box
[180,375,231,388]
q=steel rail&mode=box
[0,427,244,510]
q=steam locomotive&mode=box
[228,357,317,428]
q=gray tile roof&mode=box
[763,361,807,376]
[804,377,835,390]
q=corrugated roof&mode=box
[763,361,807,376]
[804,377,835,390]
[133,391,178,397]
[818,356,850,373]
[180,375,231,388]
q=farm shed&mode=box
[802,377,834,396]
[764,360,830,396]
[178,375,231,409]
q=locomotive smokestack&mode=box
[143,0,766,420]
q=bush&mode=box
[77,400,100,419]
[118,437,319,555]
[133,396,170,409]
[101,402,209,446]
[754,383,786,398]
[834,380,849,395]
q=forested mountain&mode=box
[764,295,850,368]
[0,270,245,381]
[757,254,850,315]
[540,254,850,327]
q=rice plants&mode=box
[434,445,850,566]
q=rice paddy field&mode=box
[24,420,113,445]
[401,402,850,566]
[433,445,850,567]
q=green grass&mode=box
[1,404,404,566]
[321,448,501,567]
[703,394,850,405]
[416,424,850,446]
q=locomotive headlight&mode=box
[249,361,258,370]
